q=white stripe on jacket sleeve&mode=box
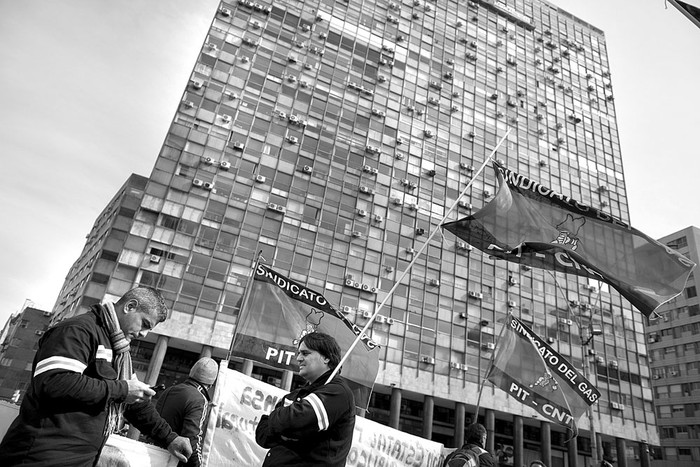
[304,393,330,431]
[34,356,87,377]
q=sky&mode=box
[1,0,698,327]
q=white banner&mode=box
[100,434,177,466]
[202,366,446,467]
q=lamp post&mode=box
[582,324,603,467]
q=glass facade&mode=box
[51,0,659,463]
[648,227,700,465]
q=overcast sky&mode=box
[1,0,698,327]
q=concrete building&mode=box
[0,305,51,403]
[647,226,700,466]
[52,174,150,322]
[51,1,657,465]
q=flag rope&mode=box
[546,270,594,441]
[327,129,513,384]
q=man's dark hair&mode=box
[465,423,487,447]
[299,332,342,369]
[117,286,169,323]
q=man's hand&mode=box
[125,379,156,404]
[167,436,193,463]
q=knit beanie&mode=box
[189,357,218,385]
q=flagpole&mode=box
[479,311,511,421]
[226,250,265,361]
[327,129,512,384]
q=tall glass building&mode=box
[51,1,657,465]
[648,226,700,467]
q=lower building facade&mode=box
[0,306,51,404]
[647,226,700,467]
[125,332,654,467]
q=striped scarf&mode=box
[98,302,133,437]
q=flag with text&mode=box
[230,264,380,408]
[442,162,695,316]
[486,315,600,431]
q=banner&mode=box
[100,434,177,466]
[230,264,380,408]
[202,366,446,467]
[486,315,600,431]
[442,162,695,316]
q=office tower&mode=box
[648,226,700,466]
[51,1,655,465]
[52,174,150,321]
[0,305,51,403]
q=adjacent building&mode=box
[647,226,700,466]
[51,1,658,465]
[0,305,51,403]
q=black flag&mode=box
[669,0,700,29]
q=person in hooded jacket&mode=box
[443,423,496,467]
[155,357,218,467]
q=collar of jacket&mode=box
[186,378,212,401]
[90,304,107,328]
[306,369,338,388]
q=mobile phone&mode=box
[150,384,165,393]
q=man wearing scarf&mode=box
[0,286,192,466]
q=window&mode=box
[187,253,209,277]
[90,273,110,285]
[161,214,180,230]
[100,250,119,262]
[667,236,687,249]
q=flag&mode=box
[486,315,600,431]
[669,0,700,30]
[230,263,380,408]
[442,162,695,316]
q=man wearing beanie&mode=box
[155,357,218,467]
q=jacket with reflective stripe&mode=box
[255,370,355,467]
[0,305,176,467]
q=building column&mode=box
[129,335,168,440]
[514,416,524,467]
[389,387,402,430]
[567,436,578,467]
[422,395,434,439]
[241,358,254,376]
[281,369,294,391]
[638,440,650,467]
[541,421,552,467]
[454,402,466,447]
[616,437,627,467]
[485,409,496,454]
[199,345,212,358]
[144,335,169,386]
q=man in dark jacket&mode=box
[0,286,192,467]
[443,423,496,467]
[155,357,218,467]
[255,332,355,466]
